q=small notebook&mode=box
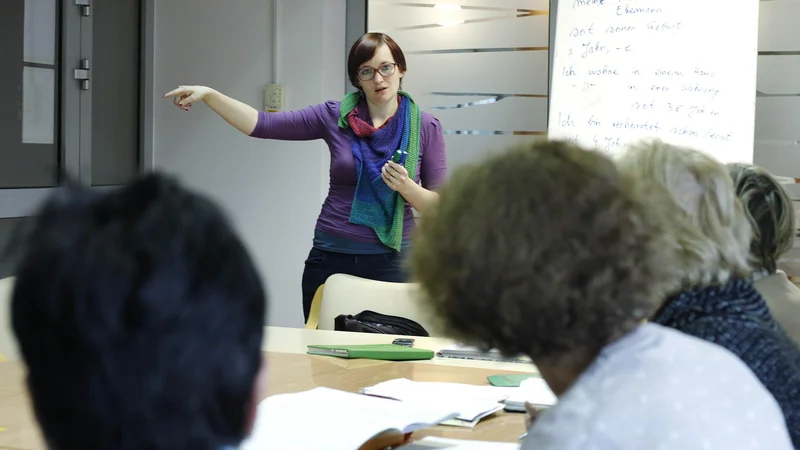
[307,343,434,361]
[487,373,542,387]
[437,344,531,363]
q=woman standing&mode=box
[165,33,447,321]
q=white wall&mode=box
[153,0,346,327]
[753,0,800,189]
[753,0,800,269]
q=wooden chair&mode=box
[305,284,325,329]
[0,277,19,361]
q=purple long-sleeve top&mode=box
[250,100,447,250]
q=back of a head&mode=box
[616,140,752,290]
[411,140,672,362]
[727,163,796,274]
[11,173,266,450]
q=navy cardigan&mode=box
[653,278,800,448]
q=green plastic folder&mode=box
[306,344,434,361]
[487,373,542,387]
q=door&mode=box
[0,0,143,277]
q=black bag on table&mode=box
[334,310,429,337]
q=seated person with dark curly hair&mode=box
[10,174,268,450]
[410,140,793,449]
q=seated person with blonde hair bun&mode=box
[728,162,800,345]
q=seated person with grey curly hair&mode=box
[617,140,800,448]
[411,140,792,450]
[728,162,800,345]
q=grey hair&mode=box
[616,139,752,292]
[727,163,795,274]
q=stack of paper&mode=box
[361,378,506,428]
[503,377,558,412]
[403,437,520,449]
[436,344,531,363]
[240,387,459,450]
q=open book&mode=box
[360,378,506,428]
[240,387,458,450]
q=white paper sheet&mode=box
[363,378,510,402]
[504,378,558,410]
[361,378,507,426]
[548,0,760,163]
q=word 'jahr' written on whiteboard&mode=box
[547,0,760,163]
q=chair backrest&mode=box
[316,274,443,336]
[0,277,19,361]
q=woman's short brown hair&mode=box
[347,33,407,91]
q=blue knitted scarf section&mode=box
[338,92,420,251]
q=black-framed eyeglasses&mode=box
[358,63,397,81]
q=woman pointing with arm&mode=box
[165,33,447,321]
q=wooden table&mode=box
[0,327,537,449]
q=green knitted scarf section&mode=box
[338,91,421,251]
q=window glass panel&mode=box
[24,0,56,65]
[22,66,56,145]
[0,0,60,188]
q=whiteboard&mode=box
[548,0,760,163]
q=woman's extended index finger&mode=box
[163,86,188,98]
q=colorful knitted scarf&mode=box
[338,91,421,251]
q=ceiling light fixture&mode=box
[433,4,464,27]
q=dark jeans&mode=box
[301,247,408,321]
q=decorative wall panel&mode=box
[368,0,549,171]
